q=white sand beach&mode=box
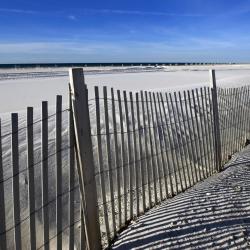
[1,64,250,114]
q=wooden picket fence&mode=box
[0,68,250,249]
[70,68,250,249]
[0,93,85,249]
[217,85,250,164]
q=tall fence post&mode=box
[69,68,101,250]
[210,69,222,172]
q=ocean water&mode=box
[0,62,216,69]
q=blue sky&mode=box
[1,0,250,63]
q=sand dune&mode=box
[0,65,250,249]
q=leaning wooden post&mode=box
[69,68,101,250]
[210,69,222,172]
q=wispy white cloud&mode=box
[0,8,37,14]
[68,15,76,20]
[0,41,125,54]
[0,7,205,18]
[0,35,240,57]
[187,37,235,49]
[0,39,249,64]
[82,8,205,17]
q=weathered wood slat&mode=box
[227,88,233,155]
[237,88,245,148]
[140,91,152,208]
[136,93,146,211]
[0,119,7,250]
[208,92,217,160]
[224,88,231,161]
[129,92,140,216]
[123,91,134,217]
[201,88,212,176]
[41,101,49,250]
[227,88,234,159]
[222,88,230,162]
[27,107,36,250]
[103,86,116,235]
[117,90,127,223]
[12,113,21,250]
[217,88,224,162]
[74,151,87,250]
[241,86,247,144]
[234,88,241,151]
[237,88,243,149]
[235,88,241,150]
[239,87,246,147]
[228,88,233,157]
[241,87,248,144]
[145,91,158,204]
[210,70,222,171]
[68,88,75,250]
[80,208,86,250]
[232,88,239,153]
[95,86,111,242]
[202,87,213,175]
[231,88,238,154]
[111,88,122,227]
[56,95,63,249]
[207,87,217,172]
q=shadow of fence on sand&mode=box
[112,152,250,249]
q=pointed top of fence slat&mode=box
[69,68,86,99]
[209,69,217,89]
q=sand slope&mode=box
[112,146,250,250]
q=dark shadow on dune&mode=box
[112,162,250,249]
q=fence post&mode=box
[210,69,222,172]
[69,68,101,250]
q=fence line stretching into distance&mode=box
[0,68,250,249]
